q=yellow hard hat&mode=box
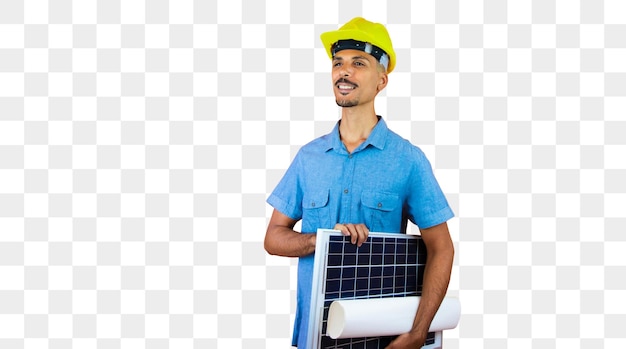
[320,17,396,73]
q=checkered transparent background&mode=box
[1,0,625,348]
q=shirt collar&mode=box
[326,116,388,154]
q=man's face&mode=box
[331,49,387,108]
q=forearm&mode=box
[385,240,454,349]
[410,244,454,341]
[264,225,316,257]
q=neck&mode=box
[339,105,379,153]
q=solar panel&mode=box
[308,229,442,349]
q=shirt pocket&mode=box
[361,191,400,232]
[302,189,331,231]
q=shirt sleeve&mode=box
[266,150,304,221]
[406,146,455,229]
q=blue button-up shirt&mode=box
[267,117,454,347]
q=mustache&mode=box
[335,78,358,87]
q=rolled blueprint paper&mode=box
[326,296,461,339]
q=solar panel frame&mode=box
[308,229,443,349]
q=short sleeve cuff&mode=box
[267,193,302,221]
[415,206,455,229]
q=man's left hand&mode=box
[385,332,424,349]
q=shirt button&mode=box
[311,202,316,207]
[377,203,383,208]
[348,154,353,159]
[344,189,349,194]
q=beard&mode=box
[336,98,359,108]
[334,78,359,107]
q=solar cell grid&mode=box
[309,230,441,349]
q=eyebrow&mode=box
[332,55,371,62]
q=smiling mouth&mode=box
[335,79,357,93]
[338,84,355,91]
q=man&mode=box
[265,17,455,348]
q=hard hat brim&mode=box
[321,29,378,59]
[320,29,395,73]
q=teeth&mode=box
[338,85,355,90]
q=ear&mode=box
[377,72,388,91]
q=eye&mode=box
[354,61,365,66]
[333,62,342,67]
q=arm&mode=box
[264,209,370,257]
[386,222,454,348]
[264,209,316,257]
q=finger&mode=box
[341,224,359,244]
[356,224,369,246]
[334,224,349,235]
[346,224,358,244]
[341,224,368,245]
[337,224,351,237]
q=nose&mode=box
[338,63,352,77]
[339,66,352,78]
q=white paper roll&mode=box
[326,296,461,339]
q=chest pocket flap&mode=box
[304,190,329,209]
[361,191,399,212]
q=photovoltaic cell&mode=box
[308,230,442,349]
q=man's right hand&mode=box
[333,223,369,247]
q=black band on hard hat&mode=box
[331,39,388,63]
